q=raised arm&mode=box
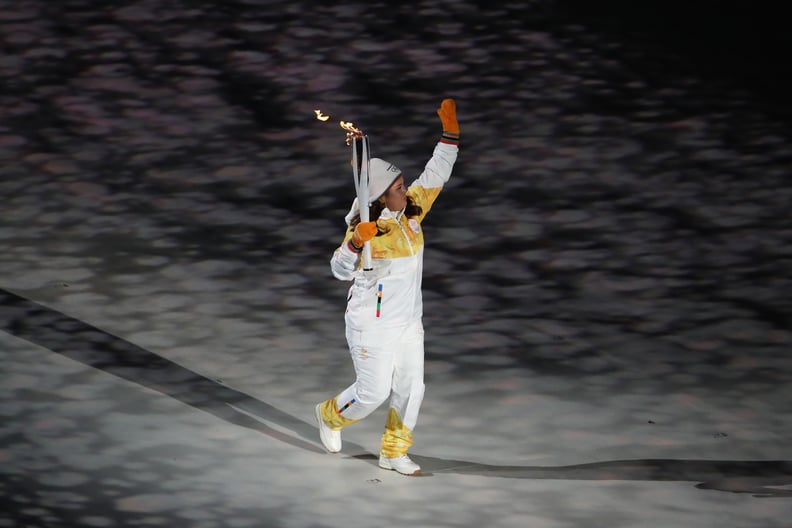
[408,99,460,216]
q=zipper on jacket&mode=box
[396,217,416,256]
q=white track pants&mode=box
[334,320,425,438]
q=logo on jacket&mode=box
[408,218,421,234]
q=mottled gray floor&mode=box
[1,1,791,527]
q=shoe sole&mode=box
[378,459,422,476]
[315,404,341,453]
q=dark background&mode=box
[1,1,791,526]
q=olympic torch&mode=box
[315,110,373,271]
[350,133,373,271]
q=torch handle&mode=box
[361,241,372,271]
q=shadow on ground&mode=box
[3,288,790,498]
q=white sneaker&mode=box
[315,404,341,453]
[378,454,421,476]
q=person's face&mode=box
[383,175,407,211]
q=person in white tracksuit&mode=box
[315,99,460,476]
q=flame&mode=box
[340,120,364,145]
[339,120,361,134]
[315,109,365,144]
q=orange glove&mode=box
[350,221,377,250]
[437,98,459,135]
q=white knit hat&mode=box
[367,158,401,201]
[343,158,403,225]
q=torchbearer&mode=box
[315,99,460,476]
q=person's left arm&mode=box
[408,99,460,220]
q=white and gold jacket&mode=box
[330,141,459,330]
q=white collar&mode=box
[379,207,404,221]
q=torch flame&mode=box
[315,108,365,145]
[340,120,364,145]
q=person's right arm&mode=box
[329,221,377,280]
